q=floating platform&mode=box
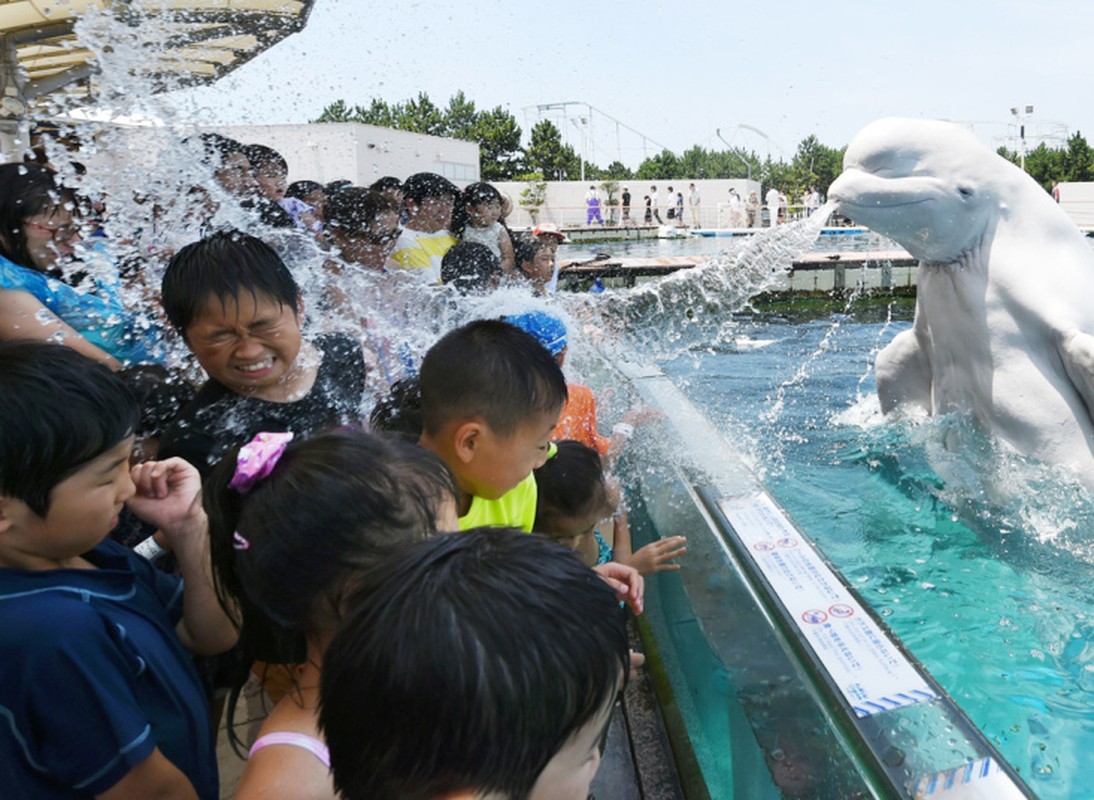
[559,249,919,295]
[691,226,869,238]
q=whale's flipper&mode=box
[1060,330,1094,425]
[876,328,933,415]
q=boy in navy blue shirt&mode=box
[0,342,237,799]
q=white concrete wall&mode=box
[218,122,480,188]
[1058,181,1094,231]
[492,178,763,229]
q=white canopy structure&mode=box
[0,0,315,117]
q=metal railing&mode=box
[509,202,828,231]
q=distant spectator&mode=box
[665,186,675,221]
[746,191,761,227]
[1052,180,1061,203]
[649,185,662,223]
[765,186,781,227]
[688,182,701,227]
[621,186,631,222]
[387,172,458,283]
[675,190,685,226]
[643,195,652,224]
[585,185,603,225]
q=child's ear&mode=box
[295,295,306,319]
[0,497,15,534]
[452,420,484,465]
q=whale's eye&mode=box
[957,186,974,199]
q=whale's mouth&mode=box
[834,196,931,211]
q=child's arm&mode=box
[498,226,516,275]
[96,749,200,800]
[0,290,122,369]
[128,458,239,656]
[613,507,687,576]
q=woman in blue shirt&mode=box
[0,163,162,368]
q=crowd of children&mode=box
[0,133,685,798]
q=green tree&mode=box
[678,145,705,179]
[395,93,445,136]
[635,149,681,180]
[314,99,353,123]
[443,90,478,140]
[790,136,844,198]
[313,92,524,181]
[760,157,795,196]
[1063,132,1094,182]
[517,172,548,223]
[604,160,633,180]
[1006,142,1066,191]
[475,106,524,180]
[524,120,580,180]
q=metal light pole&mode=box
[716,128,752,180]
[1011,105,1034,171]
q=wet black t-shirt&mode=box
[158,333,367,476]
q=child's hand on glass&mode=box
[593,561,644,615]
[127,458,205,542]
[627,536,687,576]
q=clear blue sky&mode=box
[169,0,1090,168]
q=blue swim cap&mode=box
[502,311,568,356]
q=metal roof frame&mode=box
[0,0,315,116]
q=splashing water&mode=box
[563,205,837,364]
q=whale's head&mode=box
[829,118,1011,263]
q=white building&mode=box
[217,122,480,187]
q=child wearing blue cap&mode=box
[502,310,643,462]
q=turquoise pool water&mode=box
[656,310,1094,799]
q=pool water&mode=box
[657,310,1094,799]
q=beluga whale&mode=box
[828,117,1094,490]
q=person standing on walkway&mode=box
[765,186,781,227]
[649,185,662,224]
[585,185,603,225]
[728,188,743,228]
[688,183,702,228]
[621,186,631,223]
[745,191,760,227]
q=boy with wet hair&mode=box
[157,229,367,476]
[388,171,459,283]
[418,318,567,531]
[0,341,236,799]
[319,526,629,800]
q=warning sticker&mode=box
[719,491,937,718]
[914,757,1028,799]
